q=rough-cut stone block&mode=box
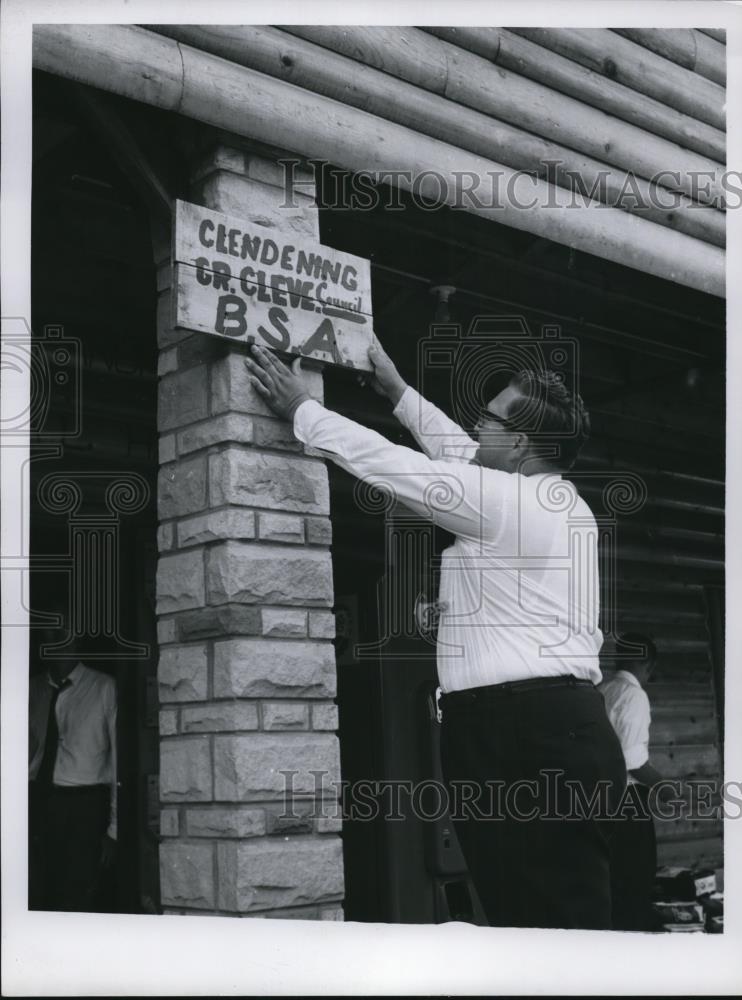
[181,702,259,733]
[157,617,177,645]
[178,333,232,371]
[211,352,275,417]
[257,512,305,544]
[197,172,319,238]
[159,433,176,464]
[210,449,329,514]
[265,810,314,835]
[319,905,344,921]
[158,346,179,376]
[158,455,207,519]
[174,604,261,642]
[186,806,266,839]
[160,807,180,836]
[156,549,205,614]
[216,836,344,912]
[262,702,309,731]
[214,732,340,801]
[178,414,254,454]
[160,841,215,909]
[158,366,209,431]
[157,522,176,552]
[156,259,171,293]
[158,644,208,703]
[157,291,190,349]
[316,816,343,834]
[250,417,302,452]
[160,737,213,802]
[160,709,179,736]
[260,608,307,637]
[305,516,332,546]
[309,610,336,639]
[255,906,319,920]
[206,542,333,607]
[178,509,256,548]
[190,145,247,183]
[214,639,336,698]
[246,154,315,194]
[312,702,339,732]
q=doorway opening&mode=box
[29,71,163,913]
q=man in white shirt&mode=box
[600,633,661,930]
[28,617,117,911]
[245,338,626,929]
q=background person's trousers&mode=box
[29,782,110,912]
[609,782,657,931]
[440,681,627,929]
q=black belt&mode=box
[440,674,595,704]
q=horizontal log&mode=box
[281,25,725,210]
[613,29,726,86]
[650,714,717,746]
[32,25,726,297]
[648,663,714,687]
[651,742,720,778]
[654,816,723,843]
[154,25,724,247]
[615,591,705,619]
[336,203,726,353]
[698,28,726,45]
[511,29,726,131]
[423,27,725,162]
[615,561,722,590]
[656,834,722,869]
[610,543,723,572]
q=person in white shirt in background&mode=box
[600,632,661,931]
[246,337,627,929]
[28,607,117,911]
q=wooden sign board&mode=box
[172,199,373,370]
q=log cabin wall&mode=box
[31,23,726,907]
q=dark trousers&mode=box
[439,681,627,929]
[29,782,110,912]
[609,783,657,931]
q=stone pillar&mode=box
[155,143,344,919]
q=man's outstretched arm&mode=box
[367,337,478,464]
[244,343,505,542]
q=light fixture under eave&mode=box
[430,285,457,325]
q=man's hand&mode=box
[244,343,312,421]
[360,336,407,406]
[100,834,116,869]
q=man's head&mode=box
[472,369,590,474]
[616,632,658,687]
[34,593,80,681]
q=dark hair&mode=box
[507,369,590,470]
[616,632,658,668]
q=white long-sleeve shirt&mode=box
[29,662,118,839]
[294,387,603,692]
[599,670,651,782]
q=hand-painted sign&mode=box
[172,200,373,370]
